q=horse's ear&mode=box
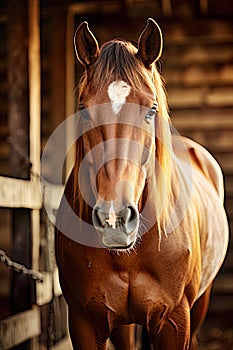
[137,18,163,67]
[74,21,99,67]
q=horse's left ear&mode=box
[137,18,163,67]
[74,21,99,67]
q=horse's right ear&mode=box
[74,21,99,68]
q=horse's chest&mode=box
[71,265,131,326]
[61,239,197,326]
[74,261,172,324]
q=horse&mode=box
[55,18,229,349]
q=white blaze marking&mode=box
[106,202,117,229]
[107,80,131,114]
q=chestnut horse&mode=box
[55,19,228,349]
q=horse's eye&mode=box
[145,103,158,124]
[79,104,90,121]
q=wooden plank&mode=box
[59,296,68,338]
[53,296,63,342]
[213,274,233,294]
[164,45,233,67]
[0,176,42,209]
[36,272,53,306]
[36,267,62,306]
[172,131,233,153]
[203,133,233,152]
[214,154,233,174]
[164,64,233,87]
[165,34,233,47]
[225,197,233,217]
[209,295,233,312]
[168,86,233,109]
[173,109,233,130]
[0,307,40,350]
[205,87,233,107]
[69,1,121,15]
[230,220,233,234]
[54,266,62,297]
[168,88,203,108]
[161,0,172,16]
[225,176,233,195]
[51,336,72,350]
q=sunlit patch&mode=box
[107,80,131,114]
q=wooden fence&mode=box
[0,1,70,349]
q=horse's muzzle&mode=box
[92,203,139,249]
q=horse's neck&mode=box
[145,150,193,236]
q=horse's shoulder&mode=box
[173,135,224,202]
[173,136,229,299]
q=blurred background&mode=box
[0,0,232,349]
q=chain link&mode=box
[0,249,44,283]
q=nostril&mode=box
[123,205,139,235]
[123,206,138,225]
[123,207,131,224]
[93,208,106,228]
[129,206,138,222]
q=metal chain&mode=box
[0,249,44,283]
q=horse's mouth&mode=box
[101,240,135,251]
[97,227,138,251]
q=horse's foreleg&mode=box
[149,297,190,350]
[110,324,136,350]
[68,306,108,350]
[190,284,212,350]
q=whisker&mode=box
[139,219,148,233]
[138,226,143,237]
[139,213,153,224]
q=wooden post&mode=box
[7,0,32,318]
[28,0,41,185]
[28,0,41,284]
[46,12,67,185]
[65,8,75,180]
[28,1,41,348]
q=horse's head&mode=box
[74,19,171,250]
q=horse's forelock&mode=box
[78,40,154,99]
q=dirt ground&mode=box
[198,312,233,350]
